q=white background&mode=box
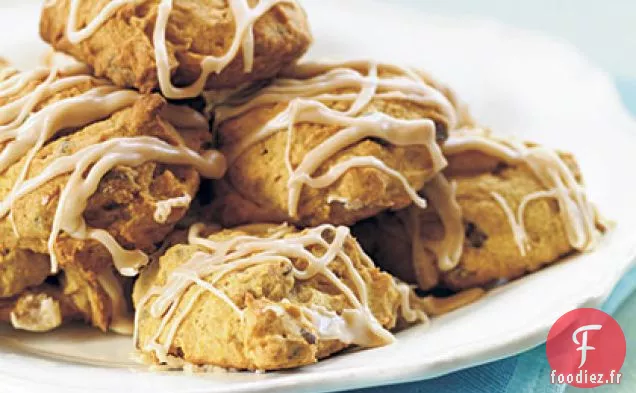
[3,0,634,78]
[387,0,636,79]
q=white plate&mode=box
[1,1,636,392]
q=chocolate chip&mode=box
[465,222,488,248]
[300,328,316,345]
[320,228,336,243]
[492,162,508,175]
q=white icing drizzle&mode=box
[154,194,193,224]
[0,65,18,83]
[65,0,294,99]
[66,0,134,43]
[26,136,223,275]
[490,191,529,256]
[97,268,133,335]
[0,64,226,278]
[516,189,560,241]
[395,283,428,323]
[444,129,599,255]
[420,174,464,271]
[134,224,425,363]
[216,61,456,218]
[301,305,393,347]
[160,104,209,130]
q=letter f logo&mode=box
[572,324,603,368]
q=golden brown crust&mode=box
[210,64,457,227]
[0,248,51,299]
[2,94,205,271]
[214,138,437,227]
[354,147,585,291]
[442,160,575,289]
[40,0,312,93]
[134,225,412,370]
[0,69,210,330]
[59,265,134,332]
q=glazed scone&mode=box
[210,60,467,227]
[0,61,225,331]
[0,264,131,333]
[133,223,427,370]
[353,129,602,291]
[40,0,312,98]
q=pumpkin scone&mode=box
[353,128,603,291]
[0,60,225,332]
[40,0,312,98]
[133,223,427,370]
[210,60,469,227]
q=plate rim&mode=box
[1,1,636,392]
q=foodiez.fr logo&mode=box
[546,308,626,388]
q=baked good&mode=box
[0,60,225,331]
[0,249,50,299]
[211,60,468,227]
[133,223,427,370]
[353,128,603,290]
[1,284,84,333]
[40,0,312,98]
[0,266,132,333]
[0,0,609,373]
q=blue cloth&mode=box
[347,80,636,393]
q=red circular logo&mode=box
[546,308,626,388]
